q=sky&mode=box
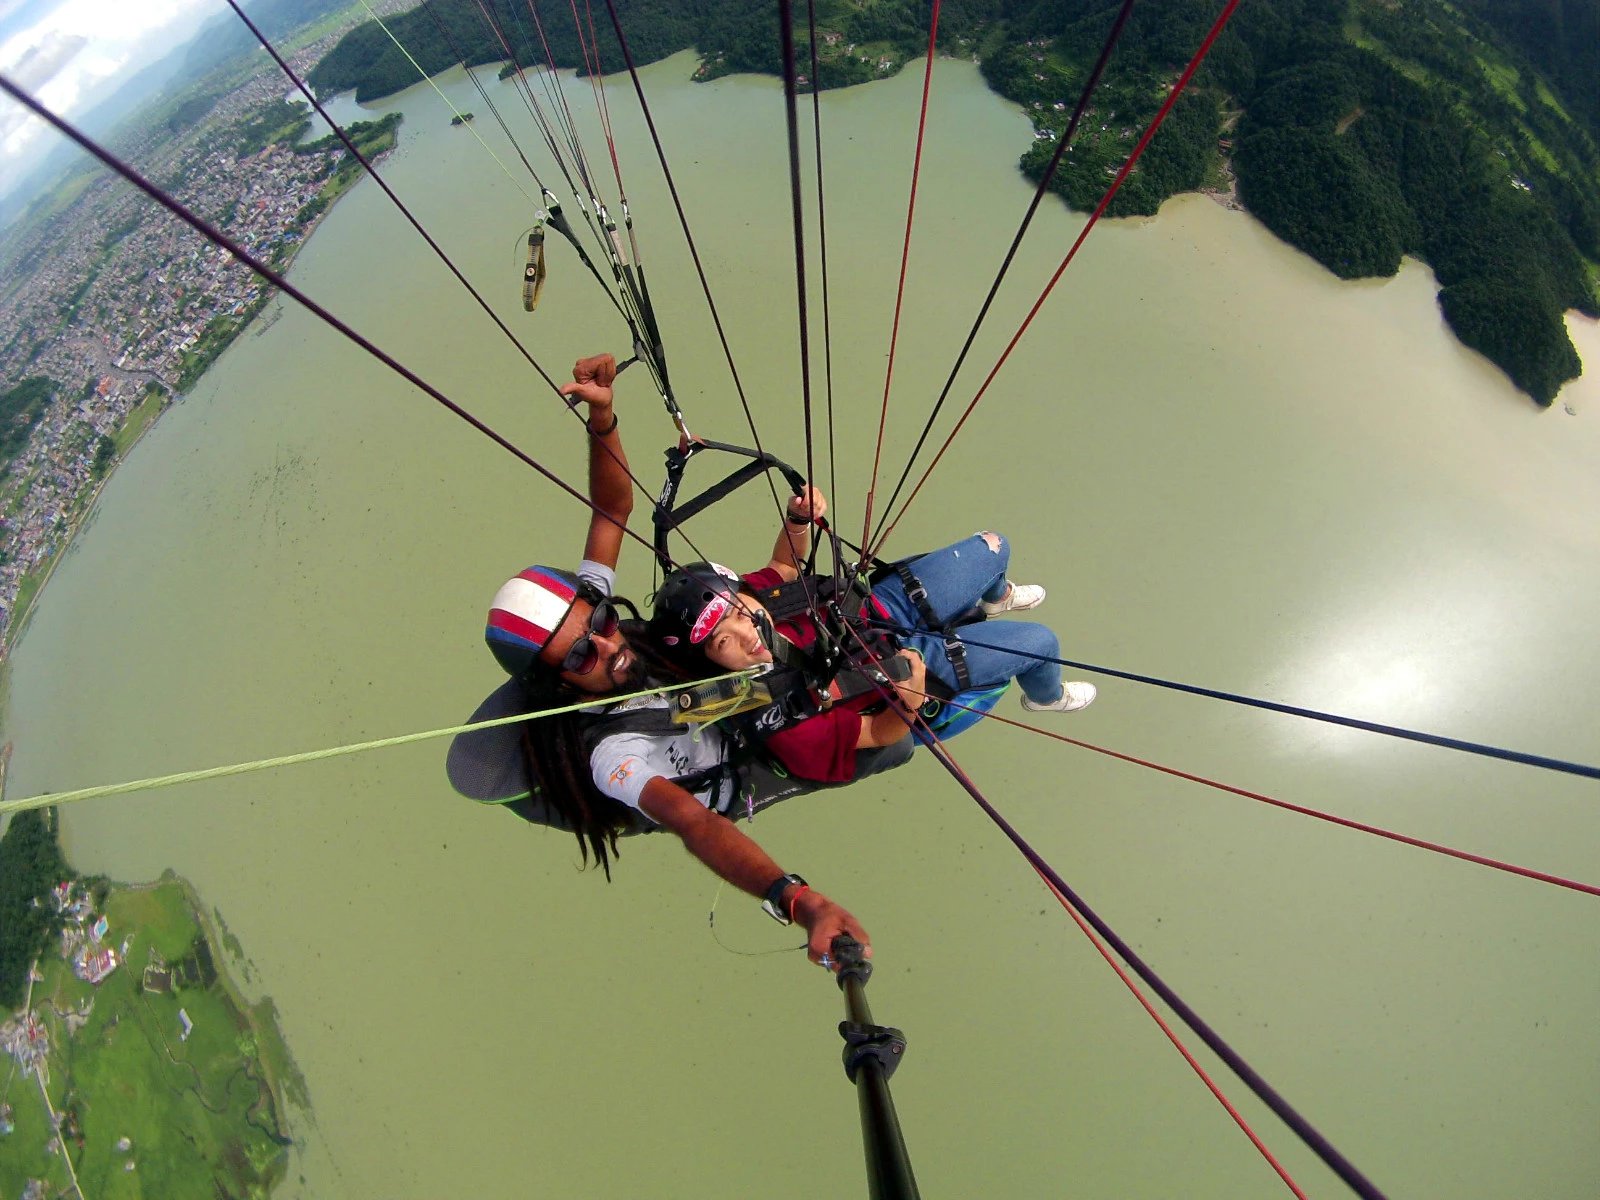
[0,0,215,182]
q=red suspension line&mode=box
[869,0,1241,559]
[949,699,1600,898]
[578,0,628,202]
[506,0,597,196]
[1035,869,1310,1199]
[824,622,1368,1196]
[858,0,942,552]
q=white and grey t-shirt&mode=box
[588,695,734,820]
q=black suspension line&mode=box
[0,75,667,559]
[427,0,669,407]
[416,0,549,189]
[777,0,818,508]
[1,72,768,595]
[482,0,676,421]
[866,617,1600,781]
[600,0,795,521]
[771,0,844,633]
[821,614,1385,1197]
[868,0,1138,550]
[480,0,596,196]
[223,0,697,543]
[399,0,625,319]
[226,0,559,396]
[576,0,643,269]
[515,0,671,404]
[804,0,840,560]
[913,729,1392,1199]
[536,0,608,194]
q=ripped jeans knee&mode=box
[975,530,1006,555]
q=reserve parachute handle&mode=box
[520,224,547,312]
[652,437,808,575]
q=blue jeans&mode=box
[870,533,1064,704]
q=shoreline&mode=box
[142,868,308,1120]
[1,858,299,1195]
[0,140,390,662]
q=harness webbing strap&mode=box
[892,560,971,690]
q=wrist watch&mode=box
[760,873,808,925]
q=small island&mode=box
[450,111,476,126]
[0,807,300,1199]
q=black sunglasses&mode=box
[561,598,620,675]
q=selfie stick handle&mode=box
[831,935,920,1200]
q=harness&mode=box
[651,437,987,741]
[750,552,979,698]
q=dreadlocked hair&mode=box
[511,619,692,881]
[515,703,629,880]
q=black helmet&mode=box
[650,562,743,665]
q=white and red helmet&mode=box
[484,565,582,678]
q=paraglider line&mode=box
[915,688,1600,896]
[1035,868,1311,1199]
[859,0,942,553]
[866,618,1600,782]
[870,0,1139,543]
[0,74,677,565]
[915,732,1392,1199]
[0,672,758,817]
[601,0,800,531]
[869,0,1242,559]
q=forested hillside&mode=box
[0,808,71,1009]
[310,0,1600,406]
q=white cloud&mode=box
[6,28,87,89]
[3,0,210,62]
[0,0,213,172]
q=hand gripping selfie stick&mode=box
[829,936,920,1200]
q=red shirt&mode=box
[740,567,889,651]
[739,567,884,783]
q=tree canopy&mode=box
[308,0,1600,405]
[0,377,57,467]
[0,808,72,1009]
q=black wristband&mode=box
[589,409,618,435]
[785,511,810,526]
[761,873,807,924]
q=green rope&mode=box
[0,671,754,817]
[356,0,539,206]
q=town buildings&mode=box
[0,34,370,652]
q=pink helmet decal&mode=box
[689,592,733,644]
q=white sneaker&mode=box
[979,582,1046,616]
[1020,681,1097,713]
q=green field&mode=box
[1477,56,1527,113]
[0,877,292,1200]
[111,386,168,458]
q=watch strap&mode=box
[760,873,807,924]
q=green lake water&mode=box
[4,54,1600,1198]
